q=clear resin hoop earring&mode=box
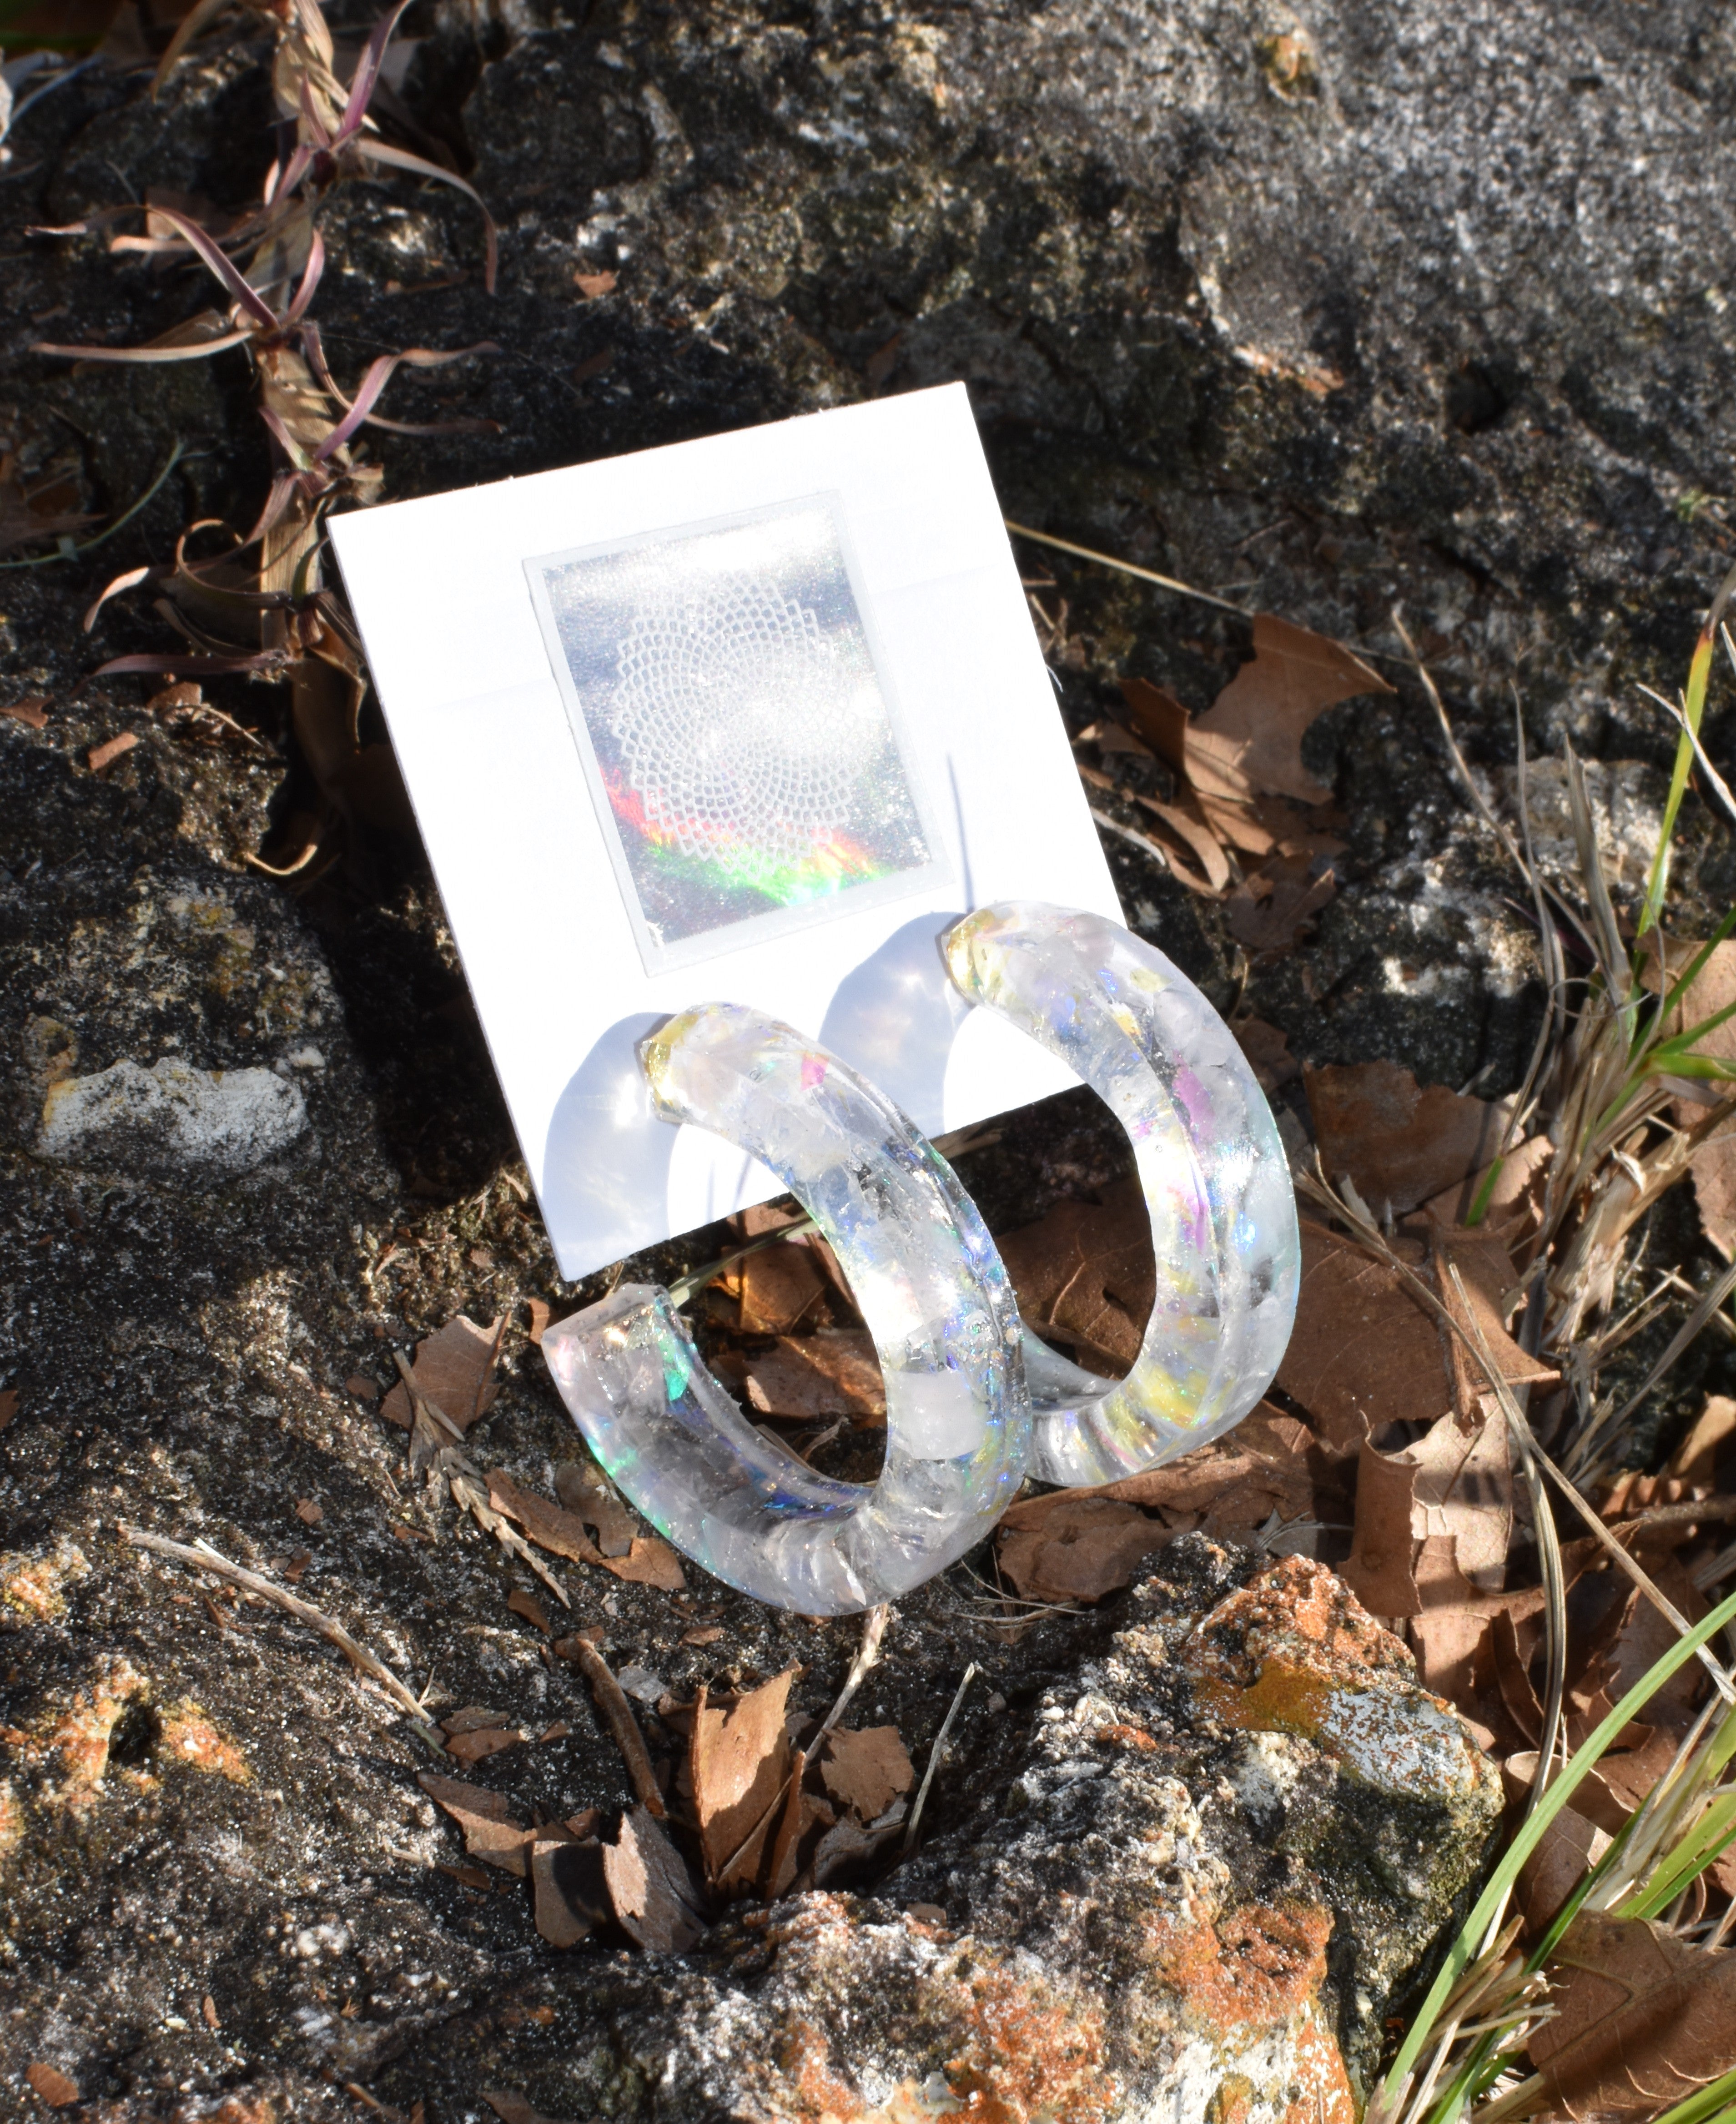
[541,1003,1030,1614]
[942,901,1300,1487]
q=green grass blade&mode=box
[1619,1791,1736,1921]
[1639,593,1726,940]
[1380,1583,1736,2105]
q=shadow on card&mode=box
[818,910,970,1129]
[542,1012,675,1267]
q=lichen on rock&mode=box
[386,1543,1500,2123]
[37,1057,308,1183]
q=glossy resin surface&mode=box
[944,901,1299,1485]
[542,1002,1030,1611]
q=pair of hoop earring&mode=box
[543,901,1300,1615]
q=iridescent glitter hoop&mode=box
[540,1003,1030,1614]
[942,901,1300,1487]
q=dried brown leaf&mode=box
[445,1726,523,1766]
[1529,1911,1736,2118]
[531,1828,608,1949]
[1306,1061,1512,1216]
[483,2091,580,2124]
[741,1332,886,1421]
[603,1805,706,1951]
[1274,1221,1552,1454]
[25,2065,80,2109]
[437,1860,491,1889]
[1234,1018,1300,1092]
[996,1176,1152,1376]
[1001,1412,1331,1550]
[1117,676,1191,772]
[1187,615,1394,806]
[382,1314,503,1430]
[810,1810,905,1886]
[1517,1801,1611,1940]
[1668,1393,1736,1490]
[525,1297,551,1344]
[819,1726,916,1824]
[87,731,139,772]
[417,1770,529,1877]
[442,1705,508,1735]
[552,1459,635,1556]
[1343,1408,1511,1619]
[738,1241,828,1334]
[1408,1607,1494,1711]
[508,1586,550,1634]
[692,1669,797,1892]
[609,1539,686,1590]
[997,1495,1171,1604]
[1225,852,1338,954]
[1131,792,1231,894]
[1276,1222,1442,1451]
[486,1470,604,1564]
[1421,1132,1554,1255]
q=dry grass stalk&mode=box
[122,1525,436,1729]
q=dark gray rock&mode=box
[367,1545,1500,2124]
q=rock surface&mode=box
[2,0,1733,2115]
[369,1545,1500,2124]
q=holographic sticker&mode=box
[526,497,949,973]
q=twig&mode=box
[1088,803,1181,875]
[1585,1259,1736,1450]
[392,1351,570,1610]
[1526,1446,1736,1707]
[902,1661,979,1857]
[817,1603,891,1742]
[1004,519,1250,616]
[122,1525,438,1729]
[564,1636,666,1817]
[1607,1494,1736,1536]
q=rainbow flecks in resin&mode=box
[600,768,890,909]
[540,1002,1031,1614]
[942,901,1300,1486]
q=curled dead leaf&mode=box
[819,1725,915,1823]
[381,1314,503,1431]
[603,1805,706,1951]
[692,1670,797,1893]
[997,1495,1170,1605]
[1306,1061,1513,1217]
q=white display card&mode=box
[331,384,1123,1279]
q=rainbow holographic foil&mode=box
[943,901,1300,1486]
[540,1003,1029,1614]
[525,499,948,974]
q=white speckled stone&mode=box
[37,1056,308,1182]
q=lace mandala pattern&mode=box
[609,572,881,880]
